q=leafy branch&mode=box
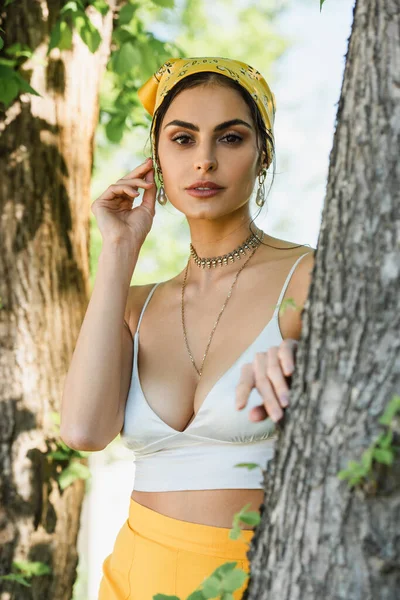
[338,394,400,491]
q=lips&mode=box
[186,181,223,190]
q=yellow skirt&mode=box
[98,497,255,600]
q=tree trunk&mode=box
[244,0,400,598]
[0,2,115,598]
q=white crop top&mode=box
[121,251,312,491]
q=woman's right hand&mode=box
[91,157,157,249]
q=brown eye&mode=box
[172,134,192,145]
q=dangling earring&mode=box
[154,161,168,205]
[256,168,267,207]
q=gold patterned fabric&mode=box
[137,56,277,168]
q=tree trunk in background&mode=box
[0,2,115,598]
[244,0,400,598]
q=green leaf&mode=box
[58,20,73,50]
[186,592,205,600]
[238,511,260,526]
[58,461,91,489]
[0,38,3,51]
[228,525,242,540]
[73,13,102,53]
[113,42,141,74]
[361,448,374,470]
[221,594,234,600]
[378,429,393,449]
[118,3,137,25]
[60,1,84,15]
[0,573,31,586]
[89,0,110,16]
[5,43,34,58]
[379,395,400,426]
[151,0,175,8]
[0,72,19,105]
[105,114,127,143]
[209,562,238,578]
[12,560,51,577]
[48,20,62,53]
[234,462,261,470]
[46,451,71,460]
[202,575,221,598]
[221,569,248,593]
[14,71,41,96]
[372,448,394,465]
[152,596,180,600]
[5,0,17,6]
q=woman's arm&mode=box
[60,241,139,451]
[236,249,316,422]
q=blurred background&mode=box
[74,0,355,597]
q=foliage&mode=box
[46,412,92,491]
[337,394,400,490]
[0,560,52,588]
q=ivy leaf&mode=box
[185,592,205,600]
[151,0,175,7]
[202,575,221,598]
[379,394,400,426]
[152,595,180,600]
[372,448,394,465]
[238,511,260,526]
[220,569,248,593]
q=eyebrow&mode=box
[163,118,253,132]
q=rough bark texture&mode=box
[244,0,400,598]
[0,2,115,598]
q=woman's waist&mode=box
[130,487,264,530]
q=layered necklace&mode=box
[182,229,264,377]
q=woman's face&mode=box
[156,84,263,220]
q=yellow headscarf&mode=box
[137,56,277,169]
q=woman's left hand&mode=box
[235,339,298,423]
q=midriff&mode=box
[131,488,264,529]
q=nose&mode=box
[195,156,217,172]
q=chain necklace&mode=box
[181,231,264,377]
[190,231,262,268]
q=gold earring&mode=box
[255,168,267,207]
[154,162,168,205]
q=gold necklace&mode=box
[190,231,262,268]
[181,231,264,377]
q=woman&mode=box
[61,57,315,599]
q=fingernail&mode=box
[280,393,289,407]
[285,362,293,375]
[271,410,283,422]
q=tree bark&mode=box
[0,2,115,598]
[244,0,400,598]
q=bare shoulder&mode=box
[124,282,160,338]
[264,234,316,339]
